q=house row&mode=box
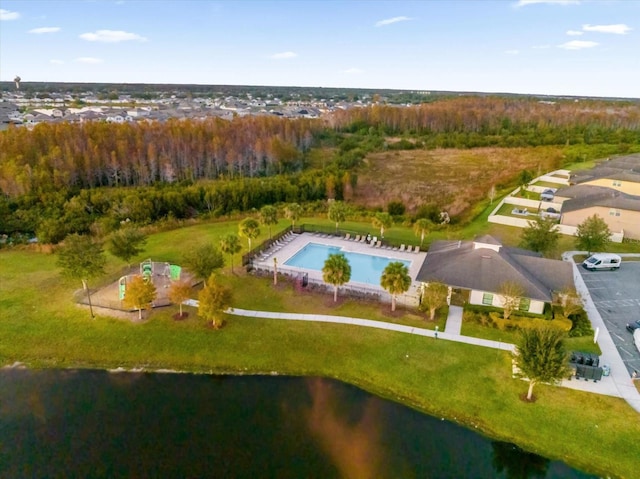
[556,154,640,240]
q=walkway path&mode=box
[444,305,463,334]
[226,307,515,351]
[227,306,639,406]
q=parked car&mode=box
[582,253,622,271]
[626,319,640,333]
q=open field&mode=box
[2,217,640,478]
[353,146,568,217]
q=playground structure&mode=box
[118,259,183,300]
[78,259,196,313]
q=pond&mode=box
[0,369,596,478]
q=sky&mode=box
[0,0,638,98]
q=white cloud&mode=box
[269,51,297,59]
[344,68,364,74]
[515,0,579,6]
[28,27,61,34]
[532,44,551,49]
[50,59,64,64]
[583,23,632,35]
[0,8,21,20]
[375,16,411,27]
[75,57,103,64]
[566,30,583,36]
[505,49,519,55]
[80,29,147,43]
[558,40,598,50]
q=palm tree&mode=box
[413,218,432,247]
[239,218,260,250]
[285,203,302,228]
[372,212,393,239]
[322,253,351,302]
[380,261,411,311]
[514,327,569,401]
[327,201,347,233]
[259,205,278,239]
[220,234,241,273]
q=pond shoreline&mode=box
[0,359,604,478]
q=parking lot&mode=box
[578,260,640,374]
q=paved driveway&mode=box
[578,261,640,374]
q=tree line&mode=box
[0,116,320,197]
[327,97,640,152]
[2,95,639,242]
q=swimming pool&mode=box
[284,243,412,286]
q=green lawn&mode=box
[2,219,640,478]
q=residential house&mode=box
[555,185,640,240]
[416,235,573,314]
[569,154,640,196]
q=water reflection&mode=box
[303,377,389,479]
[0,369,596,478]
[492,441,550,479]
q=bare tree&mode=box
[499,281,525,320]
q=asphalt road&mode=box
[578,261,640,374]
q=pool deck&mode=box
[252,232,427,297]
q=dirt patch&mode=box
[324,296,346,308]
[381,307,406,319]
[519,392,537,403]
[204,319,225,330]
[173,312,189,321]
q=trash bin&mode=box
[602,365,610,376]
[592,367,603,382]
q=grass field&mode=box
[353,146,568,217]
[2,216,640,478]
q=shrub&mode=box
[464,305,568,333]
[568,310,594,337]
[387,200,406,216]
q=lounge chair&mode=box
[399,244,406,252]
[354,235,361,242]
[360,236,367,243]
[413,246,419,253]
[344,233,351,241]
[375,241,382,248]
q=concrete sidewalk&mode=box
[444,305,463,335]
[227,307,516,351]
[226,302,640,410]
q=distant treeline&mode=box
[2,95,640,241]
[0,116,320,197]
[330,97,640,145]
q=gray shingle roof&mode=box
[570,154,640,184]
[416,237,573,302]
[559,186,640,213]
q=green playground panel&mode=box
[170,265,181,281]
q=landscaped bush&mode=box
[568,310,594,337]
[463,304,569,332]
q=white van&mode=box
[582,253,621,271]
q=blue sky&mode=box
[1,0,638,98]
